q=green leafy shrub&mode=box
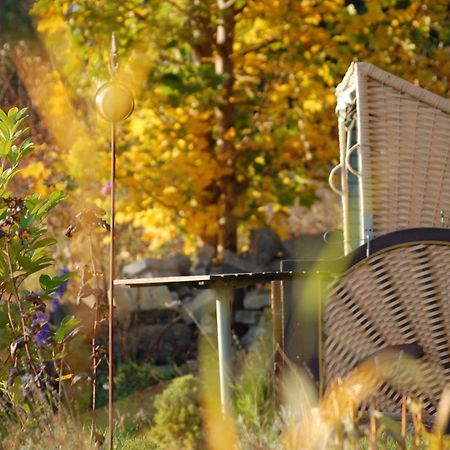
[97,361,185,408]
[0,107,83,443]
[148,375,204,450]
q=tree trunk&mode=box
[215,0,238,255]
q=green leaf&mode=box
[7,107,19,119]
[17,108,28,120]
[1,167,20,187]
[8,145,18,165]
[39,274,52,290]
[31,237,57,250]
[29,228,47,241]
[15,251,34,272]
[19,214,36,229]
[10,120,28,140]
[374,411,405,448]
[62,326,83,344]
[0,139,11,156]
[12,269,31,278]
[0,121,10,140]
[31,249,53,264]
[19,137,33,158]
[33,190,67,220]
[26,262,53,275]
[0,253,8,277]
[39,271,72,293]
[0,108,8,124]
[25,193,40,210]
[55,316,81,344]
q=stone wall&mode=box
[102,229,337,366]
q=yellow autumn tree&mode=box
[6,0,450,253]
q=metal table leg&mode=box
[215,286,233,416]
[271,280,284,408]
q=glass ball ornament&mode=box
[95,81,134,123]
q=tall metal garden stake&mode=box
[95,33,134,450]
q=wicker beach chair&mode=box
[329,62,450,254]
[282,63,449,420]
[323,228,450,417]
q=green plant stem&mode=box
[88,231,100,441]
[4,242,38,377]
[4,292,17,333]
[58,343,65,410]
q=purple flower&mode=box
[32,311,51,348]
[53,268,70,299]
[34,323,50,348]
[101,181,111,196]
[33,310,47,325]
[50,299,61,312]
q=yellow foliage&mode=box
[254,155,265,166]
[20,161,51,181]
[24,0,450,253]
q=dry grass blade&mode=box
[282,349,439,450]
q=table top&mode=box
[115,229,450,289]
[114,270,330,288]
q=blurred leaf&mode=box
[407,397,423,415]
[54,315,81,344]
[76,282,94,301]
[71,372,90,385]
[62,326,83,344]
[10,337,25,359]
[55,373,74,382]
[31,237,57,250]
[39,271,72,293]
[7,367,21,387]
[374,411,405,448]
[431,387,450,450]
[32,190,66,220]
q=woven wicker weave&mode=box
[324,239,450,416]
[331,62,450,254]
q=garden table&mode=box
[114,270,329,415]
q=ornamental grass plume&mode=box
[282,349,445,450]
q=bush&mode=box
[96,361,184,408]
[0,107,83,443]
[148,375,203,450]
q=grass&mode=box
[1,337,449,449]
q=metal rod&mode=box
[215,286,232,416]
[271,280,284,408]
[317,276,324,397]
[108,122,116,450]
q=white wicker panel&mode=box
[324,242,450,416]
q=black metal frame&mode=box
[280,227,450,390]
[282,227,450,273]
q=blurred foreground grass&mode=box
[2,337,449,449]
